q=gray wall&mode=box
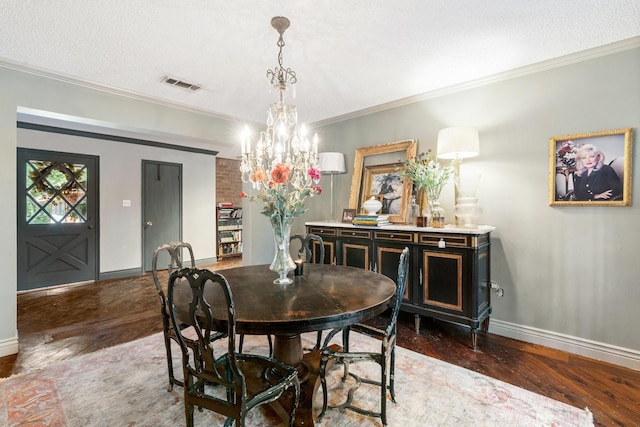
[300,46,640,367]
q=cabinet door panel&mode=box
[422,250,463,311]
[342,242,370,270]
[376,244,411,302]
[311,239,334,265]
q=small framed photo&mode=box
[342,208,356,223]
[550,128,633,206]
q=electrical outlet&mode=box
[490,280,505,297]
[122,200,131,207]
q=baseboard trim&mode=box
[97,258,217,281]
[488,319,640,371]
[99,267,143,281]
[0,336,19,358]
[196,257,217,266]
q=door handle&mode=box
[145,221,153,228]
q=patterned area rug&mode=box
[0,332,593,426]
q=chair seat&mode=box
[220,353,298,400]
[351,322,385,338]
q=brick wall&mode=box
[216,157,242,206]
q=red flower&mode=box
[308,167,321,181]
[311,185,322,195]
[240,191,247,198]
[271,163,290,184]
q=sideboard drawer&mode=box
[374,230,415,243]
[418,233,471,248]
[339,229,372,239]
[308,226,337,237]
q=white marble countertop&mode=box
[305,221,495,235]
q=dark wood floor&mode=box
[2,257,639,426]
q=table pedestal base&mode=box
[265,334,339,427]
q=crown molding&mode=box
[0,58,243,124]
[2,36,638,129]
[312,36,640,128]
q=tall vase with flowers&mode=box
[241,163,322,284]
[400,150,453,227]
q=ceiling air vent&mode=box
[161,75,202,92]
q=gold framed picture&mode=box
[348,139,417,223]
[549,128,632,206]
[360,163,410,223]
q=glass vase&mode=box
[269,215,296,285]
[455,197,483,228]
[428,199,445,228]
[455,173,482,228]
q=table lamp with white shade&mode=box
[318,152,346,221]
[436,127,481,227]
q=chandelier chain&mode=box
[240,16,320,202]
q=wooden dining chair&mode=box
[151,241,199,390]
[317,246,410,425]
[290,233,325,264]
[290,233,326,349]
[167,267,300,427]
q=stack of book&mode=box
[351,214,392,227]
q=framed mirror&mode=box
[348,139,417,223]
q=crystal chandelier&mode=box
[240,16,319,189]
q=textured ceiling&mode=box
[2,0,640,127]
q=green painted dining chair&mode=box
[318,246,410,425]
[167,267,300,427]
[151,241,199,390]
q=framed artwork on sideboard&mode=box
[360,162,410,222]
[349,139,417,222]
[342,208,356,223]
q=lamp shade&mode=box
[318,152,346,174]
[436,126,480,160]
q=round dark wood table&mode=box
[173,263,396,426]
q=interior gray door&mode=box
[142,160,182,272]
[17,148,99,290]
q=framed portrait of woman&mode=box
[549,127,632,206]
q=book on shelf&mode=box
[218,202,234,207]
[218,207,242,220]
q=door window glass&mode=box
[25,160,88,224]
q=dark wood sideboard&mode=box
[305,221,494,348]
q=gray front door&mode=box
[17,148,99,290]
[142,160,182,272]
